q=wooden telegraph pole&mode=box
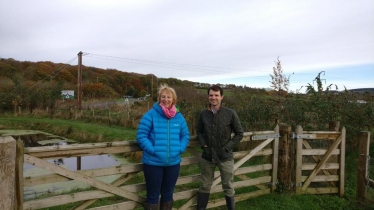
[77,51,83,110]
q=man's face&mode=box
[208,89,223,107]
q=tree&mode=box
[269,57,291,93]
[305,71,336,96]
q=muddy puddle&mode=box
[0,130,130,200]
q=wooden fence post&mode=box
[272,124,280,192]
[15,139,24,210]
[295,125,303,194]
[338,126,346,197]
[327,121,344,167]
[278,124,292,192]
[329,121,340,132]
[0,136,16,210]
[356,131,371,204]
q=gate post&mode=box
[329,121,340,132]
[295,125,303,194]
[16,139,24,209]
[0,136,16,210]
[278,124,292,192]
[356,131,371,204]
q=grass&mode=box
[0,114,137,142]
[1,114,373,209]
[236,194,337,210]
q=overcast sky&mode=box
[1,0,373,92]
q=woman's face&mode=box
[160,91,174,108]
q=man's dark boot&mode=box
[225,196,235,210]
[196,193,210,210]
[144,202,158,210]
[160,200,173,210]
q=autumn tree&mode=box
[58,69,75,82]
[36,62,54,79]
[269,57,291,95]
[83,83,103,98]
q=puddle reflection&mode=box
[24,154,120,170]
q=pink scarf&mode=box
[160,104,177,119]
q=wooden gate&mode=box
[20,141,146,210]
[294,125,346,196]
[11,126,280,209]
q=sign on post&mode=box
[61,90,74,99]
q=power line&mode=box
[22,56,77,97]
[81,52,370,89]
[83,52,269,77]
[82,52,322,86]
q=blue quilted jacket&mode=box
[136,102,190,166]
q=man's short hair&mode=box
[208,85,223,96]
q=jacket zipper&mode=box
[167,119,170,165]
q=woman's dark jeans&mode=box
[143,163,180,204]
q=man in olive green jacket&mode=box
[196,85,243,210]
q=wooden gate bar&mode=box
[72,173,140,210]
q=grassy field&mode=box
[0,115,373,209]
[0,114,137,142]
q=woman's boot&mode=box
[144,202,158,210]
[160,200,173,210]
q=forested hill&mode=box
[0,58,208,99]
[0,58,269,99]
[348,88,374,93]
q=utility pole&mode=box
[77,51,83,109]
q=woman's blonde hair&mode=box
[158,84,177,104]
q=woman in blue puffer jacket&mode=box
[137,84,190,210]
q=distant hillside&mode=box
[0,58,201,99]
[0,58,265,100]
[348,88,374,93]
